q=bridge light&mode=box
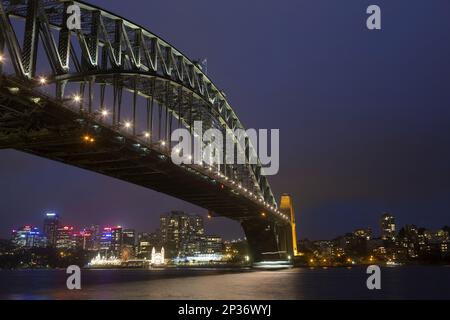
[38,76,47,85]
[101,109,109,117]
[0,54,4,62]
[73,94,81,103]
[187,155,192,160]
[144,132,150,138]
[124,121,132,129]
[82,135,95,143]
[161,140,166,146]
[30,97,41,104]
[7,87,19,94]
[261,212,266,218]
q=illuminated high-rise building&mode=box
[100,227,113,255]
[137,232,161,258]
[56,226,76,249]
[121,229,136,259]
[11,225,47,248]
[80,225,100,250]
[380,212,396,241]
[43,212,59,247]
[189,215,204,235]
[160,211,205,256]
[122,229,135,247]
[112,226,123,255]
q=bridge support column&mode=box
[241,219,294,263]
[241,194,298,264]
[241,218,282,263]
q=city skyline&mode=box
[5,209,449,268]
[4,207,448,244]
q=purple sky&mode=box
[1,0,450,240]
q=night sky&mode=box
[1,0,450,240]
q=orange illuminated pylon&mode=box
[280,194,298,256]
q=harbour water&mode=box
[0,266,449,300]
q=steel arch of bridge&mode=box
[0,0,291,229]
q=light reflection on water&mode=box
[0,266,449,300]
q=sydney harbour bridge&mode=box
[0,0,297,263]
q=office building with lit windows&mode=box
[380,212,396,241]
[11,225,47,248]
[43,212,59,247]
[160,211,206,257]
[56,226,76,249]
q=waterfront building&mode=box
[181,234,224,256]
[150,247,165,265]
[137,232,161,258]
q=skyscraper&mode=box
[112,226,123,255]
[43,212,59,247]
[137,231,160,258]
[100,227,113,256]
[122,229,136,259]
[189,215,205,235]
[56,225,76,249]
[11,225,47,248]
[380,212,396,241]
[160,211,204,256]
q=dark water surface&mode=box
[0,266,449,299]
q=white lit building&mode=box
[151,247,165,265]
